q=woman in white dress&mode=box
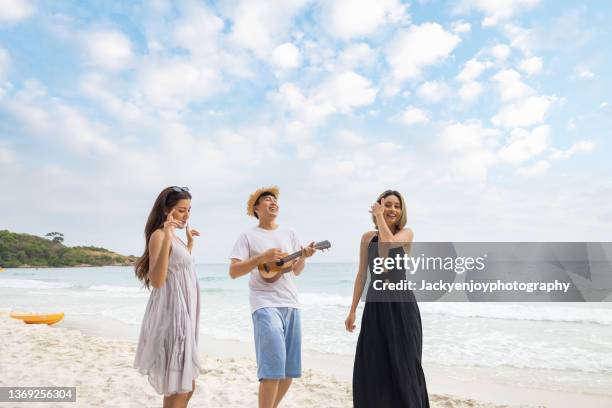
[134,186,202,408]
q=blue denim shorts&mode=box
[252,307,302,380]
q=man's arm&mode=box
[229,256,262,279]
[229,248,285,279]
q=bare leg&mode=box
[185,380,195,406]
[163,392,190,408]
[259,379,280,408]
[273,378,292,408]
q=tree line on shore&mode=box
[0,230,136,268]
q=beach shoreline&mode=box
[0,314,494,407]
[2,315,611,407]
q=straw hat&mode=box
[246,186,280,217]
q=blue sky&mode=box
[1,0,611,262]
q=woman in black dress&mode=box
[345,189,429,408]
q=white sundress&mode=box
[134,234,202,396]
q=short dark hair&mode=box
[253,192,276,219]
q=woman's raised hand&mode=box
[369,199,384,218]
[186,223,200,249]
[163,209,182,236]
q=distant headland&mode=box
[0,230,137,268]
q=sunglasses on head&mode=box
[171,186,189,193]
[166,187,190,205]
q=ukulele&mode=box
[258,240,331,283]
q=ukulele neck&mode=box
[275,241,330,266]
[276,250,303,265]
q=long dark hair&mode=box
[135,187,192,289]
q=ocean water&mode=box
[1,265,611,396]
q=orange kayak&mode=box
[10,312,64,325]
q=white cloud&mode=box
[417,80,451,103]
[272,72,376,132]
[336,130,366,145]
[284,120,312,142]
[42,164,82,187]
[2,81,116,155]
[601,102,609,110]
[456,59,490,103]
[517,160,549,177]
[458,81,483,103]
[504,11,592,55]
[0,81,49,135]
[0,48,10,79]
[80,73,143,122]
[315,71,377,113]
[272,43,301,69]
[0,0,34,23]
[172,2,224,54]
[296,142,317,159]
[55,105,116,155]
[206,110,225,117]
[323,0,408,40]
[311,149,411,194]
[451,20,471,34]
[550,140,595,160]
[491,69,535,101]
[498,125,550,165]
[375,142,402,153]
[337,43,375,70]
[567,119,576,131]
[315,158,356,178]
[459,0,541,27]
[438,120,501,183]
[457,58,490,82]
[575,67,595,80]
[83,30,134,70]
[300,40,336,72]
[386,23,460,80]
[491,95,557,128]
[229,0,308,58]
[519,56,542,76]
[273,84,334,128]
[380,80,402,98]
[146,2,253,80]
[503,23,533,54]
[439,120,500,154]
[139,58,222,110]
[490,44,511,61]
[398,106,430,125]
[217,126,279,163]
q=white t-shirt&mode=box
[229,226,302,313]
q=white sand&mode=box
[0,315,531,407]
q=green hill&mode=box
[0,230,137,268]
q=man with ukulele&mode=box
[229,186,316,408]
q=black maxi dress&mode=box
[353,235,429,408]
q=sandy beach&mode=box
[0,314,526,408]
[2,266,612,408]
